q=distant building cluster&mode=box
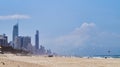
[0,23,52,55]
[0,34,8,47]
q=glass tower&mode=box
[13,23,19,42]
[35,30,39,50]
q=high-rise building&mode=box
[0,34,8,46]
[22,36,31,49]
[14,36,31,50]
[35,30,39,50]
[14,36,23,49]
[13,23,19,42]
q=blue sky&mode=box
[0,0,120,56]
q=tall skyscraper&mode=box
[13,23,19,42]
[35,30,39,50]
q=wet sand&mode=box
[0,54,120,67]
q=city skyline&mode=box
[0,22,51,55]
[0,0,120,56]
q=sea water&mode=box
[93,55,120,58]
[76,55,120,59]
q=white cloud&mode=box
[54,23,96,46]
[0,14,30,20]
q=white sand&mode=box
[0,54,120,67]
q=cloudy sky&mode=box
[0,0,120,56]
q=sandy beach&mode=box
[0,54,120,67]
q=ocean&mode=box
[75,55,120,59]
[93,55,120,58]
